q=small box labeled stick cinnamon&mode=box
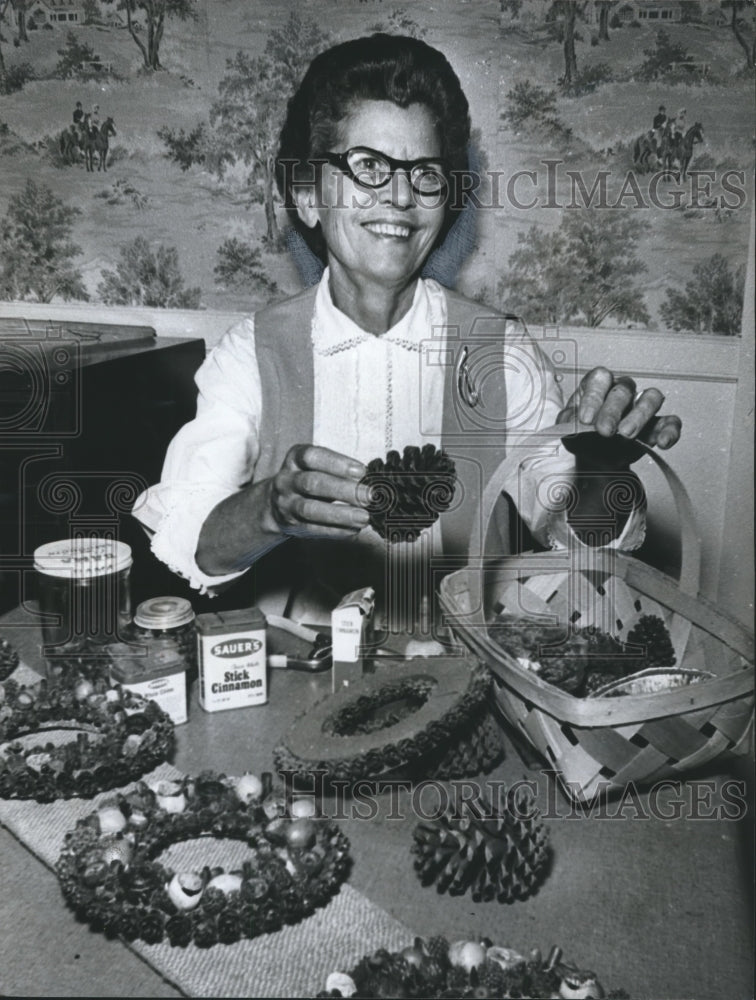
[331,587,375,692]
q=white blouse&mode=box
[133,272,642,598]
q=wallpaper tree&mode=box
[0,0,8,90]
[499,209,650,328]
[101,0,195,71]
[207,12,331,244]
[660,254,745,336]
[0,180,87,302]
[722,0,756,69]
[97,236,201,307]
[546,0,586,88]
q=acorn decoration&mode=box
[0,637,19,682]
[412,786,550,903]
[361,444,456,542]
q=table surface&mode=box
[0,608,753,1000]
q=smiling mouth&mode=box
[363,222,414,239]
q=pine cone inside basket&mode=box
[361,445,456,542]
[625,615,677,669]
[489,613,677,698]
[488,616,600,694]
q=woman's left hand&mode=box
[558,367,681,466]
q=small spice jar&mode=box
[109,638,189,725]
[130,597,197,675]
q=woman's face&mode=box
[296,100,446,292]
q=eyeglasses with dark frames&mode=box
[322,146,448,195]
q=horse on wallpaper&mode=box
[663,122,704,181]
[633,129,663,172]
[633,122,704,181]
[59,124,82,166]
[81,118,117,173]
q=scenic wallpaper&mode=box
[0,0,753,336]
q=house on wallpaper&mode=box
[617,2,683,23]
[584,1,684,25]
[27,0,85,28]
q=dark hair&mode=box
[276,34,471,261]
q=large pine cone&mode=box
[625,614,676,669]
[412,786,550,903]
[362,445,456,542]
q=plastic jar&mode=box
[33,538,132,655]
[130,596,197,675]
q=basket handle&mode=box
[474,421,701,597]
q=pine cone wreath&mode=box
[362,445,456,542]
[412,786,550,903]
[274,658,503,788]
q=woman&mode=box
[133,34,679,628]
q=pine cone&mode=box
[411,787,550,903]
[489,618,591,694]
[488,615,553,659]
[536,636,590,694]
[625,615,676,671]
[489,614,661,697]
[362,444,456,542]
[480,960,514,996]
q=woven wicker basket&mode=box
[439,422,755,803]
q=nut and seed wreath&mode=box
[55,771,351,948]
[274,656,503,787]
[315,936,628,999]
[0,659,174,802]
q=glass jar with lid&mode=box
[129,596,197,675]
[34,537,132,657]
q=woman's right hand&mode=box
[266,444,371,539]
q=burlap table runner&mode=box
[0,666,414,998]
